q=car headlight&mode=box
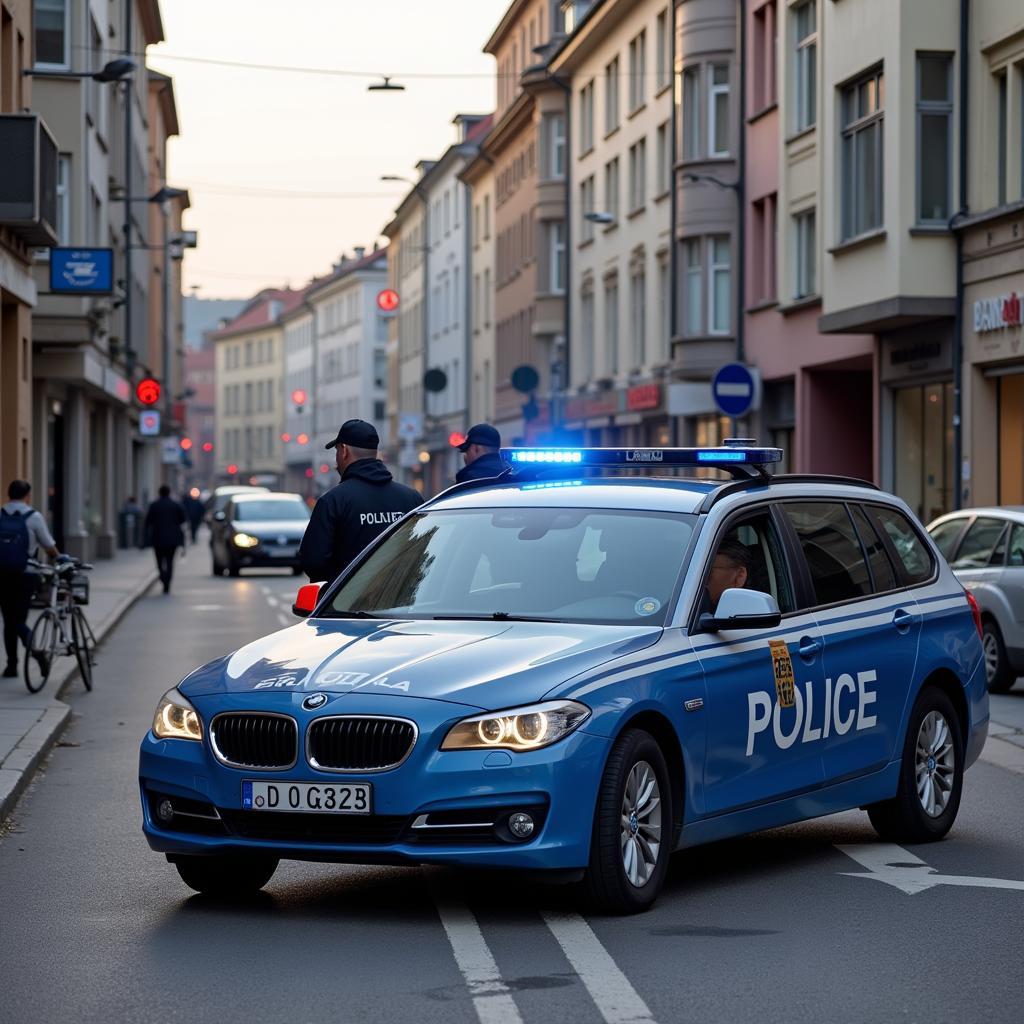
[441,700,590,752]
[152,688,203,741]
[232,532,259,548]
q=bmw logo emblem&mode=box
[303,693,328,710]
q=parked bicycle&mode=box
[24,556,96,694]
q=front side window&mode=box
[1008,524,1024,567]
[784,502,873,606]
[34,0,68,68]
[841,67,884,239]
[709,64,730,157]
[916,53,952,224]
[330,509,695,626]
[794,0,817,132]
[871,506,934,584]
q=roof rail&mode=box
[698,472,881,513]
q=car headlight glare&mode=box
[233,532,259,548]
[443,700,589,752]
[152,688,203,741]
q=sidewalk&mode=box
[0,545,160,823]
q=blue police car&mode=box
[140,445,988,912]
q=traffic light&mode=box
[136,377,160,406]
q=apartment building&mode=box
[182,343,216,494]
[281,299,314,494]
[550,0,675,447]
[482,0,568,447]
[213,290,302,484]
[0,0,45,487]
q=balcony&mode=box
[0,114,59,248]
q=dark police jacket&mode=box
[454,451,510,484]
[299,459,422,583]
[144,496,186,549]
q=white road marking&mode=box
[192,604,224,612]
[266,595,278,608]
[277,614,290,628]
[259,585,271,595]
[837,843,1024,894]
[434,898,523,1024]
[541,911,656,1024]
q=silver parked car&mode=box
[927,507,1024,692]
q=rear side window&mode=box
[783,503,872,606]
[928,518,966,560]
[950,517,1007,570]
[871,506,934,584]
[1008,525,1024,567]
[850,504,898,592]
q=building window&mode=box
[580,287,595,382]
[628,137,647,211]
[841,66,884,240]
[579,80,595,153]
[604,277,619,376]
[604,57,620,135]
[544,113,566,179]
[656,121,670,195]
[997,71,1007,206]
[752,1,777,113]
[548,221,566,294]
[34,0,68,68]
[794,208,816,299]
[683,239,702,335]
[681,66,700,160]
[629,30,647,113]
[751,193,777,304]
[56,153,70,246]
[708,64,730,157]
[656,9,670,91]
[658,256,670,356]
[483,195,491,239]
[917,54,952,224]
[604,156,620,222]
[794,0,817,132]
[709,235,731,334]
[630,265,646,368]
[580,175,596,242]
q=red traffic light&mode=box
[226,463,238,475]
[449,431,466,448]
[297,433,309,445]
[281,432,291,443]
[291,388,307,407]
[376,288,399,313]
[136,377,161,406]
[304,467,315,479]
[320,463,330,474]
[180,438,193,451]
[202,442,214,453]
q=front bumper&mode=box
[139,694,607,871]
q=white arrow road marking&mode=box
[542,911,656,1024]
[837,843,1024,894]
[435,897,524,1024]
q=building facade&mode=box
[281,300,315,495]
[182,343,215,494]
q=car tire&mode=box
[174,855,278,896]
[228,559,241,578]
[867,686,963,843]
[982,620,1016,694]
[582,728,672,914]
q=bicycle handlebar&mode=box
[26,556,92,573]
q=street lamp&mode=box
[680,171,740,192]
[22,57,135,81]
[583,211,616,225]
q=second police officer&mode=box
[299,419,422,584]
[454,423,510,483]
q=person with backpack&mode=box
[1,480,60,678]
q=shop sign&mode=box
[565,392,622,421]
[626,383,662,412]
[973,292,1023,333]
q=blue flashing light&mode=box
[521,479,584,491]
[500,446,783,472]
[509,449,584,464]
[697,450,747,462]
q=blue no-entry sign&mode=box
[712,363,758,418]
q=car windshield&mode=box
[233,499,309,522]
[328,507,694,625]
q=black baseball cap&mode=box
[456,423,501,451]
[325,419,380,450]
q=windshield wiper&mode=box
[431,612,567,623]
[322,609,384,619]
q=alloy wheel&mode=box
[620,759,662,888]
[915,710,955,817]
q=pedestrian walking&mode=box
[144,485,186,594]
[0,480,60,678]
[183,492,204,544]
[299,419,422,583]
[454,423,509,483]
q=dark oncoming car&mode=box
[143,446,988,912]
[210,491,310,576]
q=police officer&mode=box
[454,423,509,483]
[299,419,422,583]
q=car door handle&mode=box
[893,608,915,632]
[797,636,823,660]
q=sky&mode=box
[148,0,510,299]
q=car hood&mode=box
[230,518,308,536]
[178,618,662,710]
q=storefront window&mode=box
[999,375,1024,504]
[893,382,953,522]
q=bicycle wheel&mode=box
[24,610,58,694]
[71,606,95,692]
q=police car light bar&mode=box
[501,446,783,479]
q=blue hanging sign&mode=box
[49,248,114,295]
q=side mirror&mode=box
[699,588,782,632]
[292,582,322,618]
[213,510,226,522]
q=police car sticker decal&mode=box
[635,597,662,616]
[767,639,796,708]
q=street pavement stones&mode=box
[0,543,164,825]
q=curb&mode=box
[0,566,159,827]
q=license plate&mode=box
[242,780,371,814]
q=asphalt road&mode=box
[1,539,1022,1024]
